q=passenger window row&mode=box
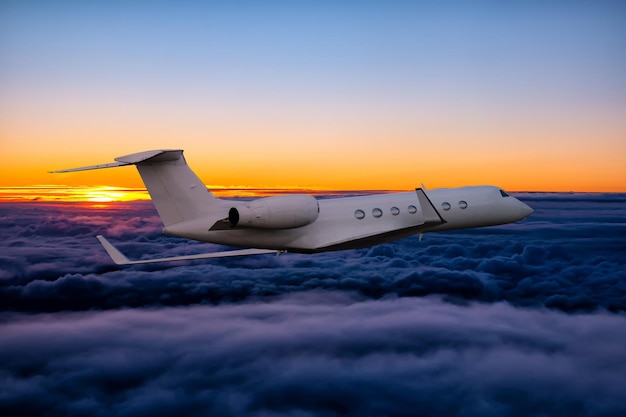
[354,205,418,220]
[441,201,468,211]
[354,201,469,219]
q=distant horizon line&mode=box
[1,185,624,204]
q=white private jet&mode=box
[52,149,533,265]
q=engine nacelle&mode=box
[228,195,319,229]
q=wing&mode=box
[97,236,278,265]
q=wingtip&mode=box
[96,235,131,265]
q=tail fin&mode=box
[52,149,218,227]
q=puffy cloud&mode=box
[1,193,625,415]
[1,193,625,312]
[1,295,625,417]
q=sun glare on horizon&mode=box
[0,184,409,205]
[0,186,151,204]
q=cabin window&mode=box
[458,200,468,209]
[441,202,451,211]
[355,209,365,219]
[500,189,511,197]
[372,208,383,218]
[390,207,400,216]
[408,205,417,214]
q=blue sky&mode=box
[4,1,624,100]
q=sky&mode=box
[1,0,626,196]
[2,3,626,412]
[1,192,626,416]
[2,2,626,412]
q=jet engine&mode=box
[228,195,319,229]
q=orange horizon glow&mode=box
[2,144,626,195]
[0,186,152,203]
[3,126,625,194]
[1,184,623,205]
[0,185,399,204]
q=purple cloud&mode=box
[1,193,625,415]
[1,193,625,312]
[1,294,625,416]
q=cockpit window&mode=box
[500,189,510,197]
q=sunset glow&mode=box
[0,186,150,203]
[0,185,404,205]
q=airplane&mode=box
[52,149,533,265]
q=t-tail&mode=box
[51,149,217,227]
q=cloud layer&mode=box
[2,294,626,417]
[1,193,626,415]
[1,193,625,313]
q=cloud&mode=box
[1,193,625,415]
[1,193,625,313]
[1,294,625,417]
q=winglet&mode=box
[97,235,131,265]
[96,235,278,265]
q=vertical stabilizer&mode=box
[116,150,217,227]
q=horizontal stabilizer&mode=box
[49,161,130,173]
[49,150,183,173]
[96,235,278,265]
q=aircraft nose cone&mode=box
[519,201,533,219]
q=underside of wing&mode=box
[97,236,278,265]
